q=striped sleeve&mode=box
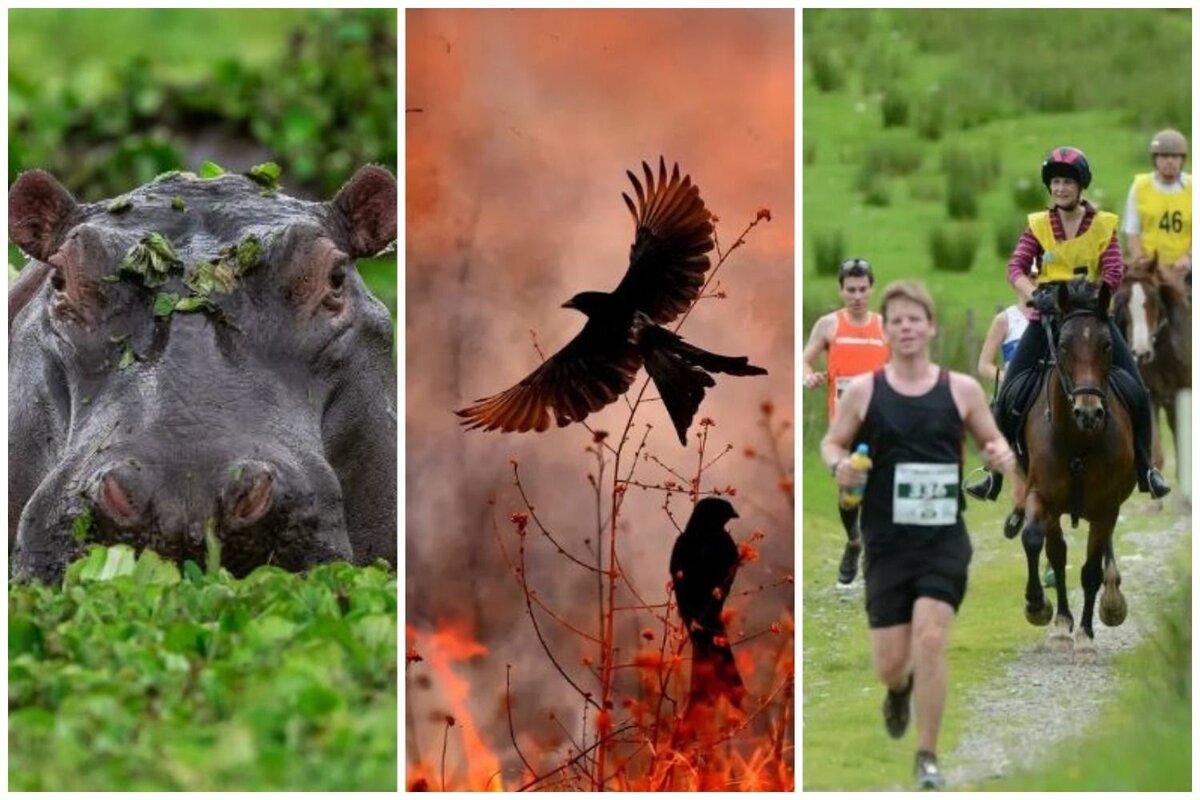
[1007,229,1041,286]
[1099,232,1123,292]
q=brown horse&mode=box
[1112,253,1192,480]
[1020,279,1135,656]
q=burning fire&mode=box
[406,623,508,791]
[406,614,794,791]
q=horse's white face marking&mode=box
[1129,282,1152,357]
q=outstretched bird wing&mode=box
[611,157,714,325]
[456,323,642,434]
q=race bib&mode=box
[893,462,959,526]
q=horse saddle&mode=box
[999,361,1138,473]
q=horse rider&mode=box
[1123,128,1191,285]
[975,303,1033,540]
[964,147,1171,503]
[822,280,1016,791]
[803,258,890,588]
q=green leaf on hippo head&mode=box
[108,195,133,215]
[236,235,261,272]
[174,296,216,314]
[118,345,137,370]
[199,160,226,179]
[120,233,180,288]
[246,162,282,191]
[152,170,182,185]
[71,508,94,543]
[171,196,187,212]
[153,293,180,317]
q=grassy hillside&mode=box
[802,9,1191,347]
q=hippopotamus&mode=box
[8,165,397,583]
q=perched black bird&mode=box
[455,157,767,445]
[670,497,745,704]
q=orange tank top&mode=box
[827,310,889,420]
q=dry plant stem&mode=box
[760,414,795,510]
[441,718,452,792]
[512,513,602,711]
[491,509,602,643]
[512,462,599,573]
[506,665,538,781]
[516,723,639,791]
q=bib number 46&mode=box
[1159,210,1184,234]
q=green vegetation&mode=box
[9,546,397,791]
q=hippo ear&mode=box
[332,165,397,258]
[9,170,80,261]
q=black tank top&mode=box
[857,368,966,551]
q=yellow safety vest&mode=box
[1027,209,1118,283]
[1132,173,1191,265]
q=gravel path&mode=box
[943,501,1190,788]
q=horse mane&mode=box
[1060,276,1104,315]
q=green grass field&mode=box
[802,9,1191,790]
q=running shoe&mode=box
[836,538,862,588]
[882,675,913,739]
[915,750,945,790]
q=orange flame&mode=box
[406,622,507,791]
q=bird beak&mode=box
[561,300,574,309]
[731,510,740,519]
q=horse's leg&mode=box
[1021,492,1053,626]
[1074,514,1114,657]
[1099,525,1127,628]
[1043,515,1073,648]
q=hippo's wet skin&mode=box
[9,166,397,583]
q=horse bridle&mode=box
[1048,308,1109,414]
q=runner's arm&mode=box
[821,373,872,489]
[976,312,1007,383]
[802,314,834,389]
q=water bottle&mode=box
[838,444,872,509]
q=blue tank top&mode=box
[1001,305,1030,366]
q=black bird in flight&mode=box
[455,157,767,445]
[670,497,745,704]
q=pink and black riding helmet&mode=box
[1041,146,1092,191]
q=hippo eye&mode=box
[50,269,66,293]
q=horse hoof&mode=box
[1025,602,1053,626]
[1100,592,1128,627]
[1074,631,1098,661]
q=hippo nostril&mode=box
[98,471,137,523]
[227,464,274,525]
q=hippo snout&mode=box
[77,453,352,577]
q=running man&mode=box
[803,258,890,588]
[821,280,1017,791]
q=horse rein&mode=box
[1045,308,1110,418]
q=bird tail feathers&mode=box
[642,327,767,445]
